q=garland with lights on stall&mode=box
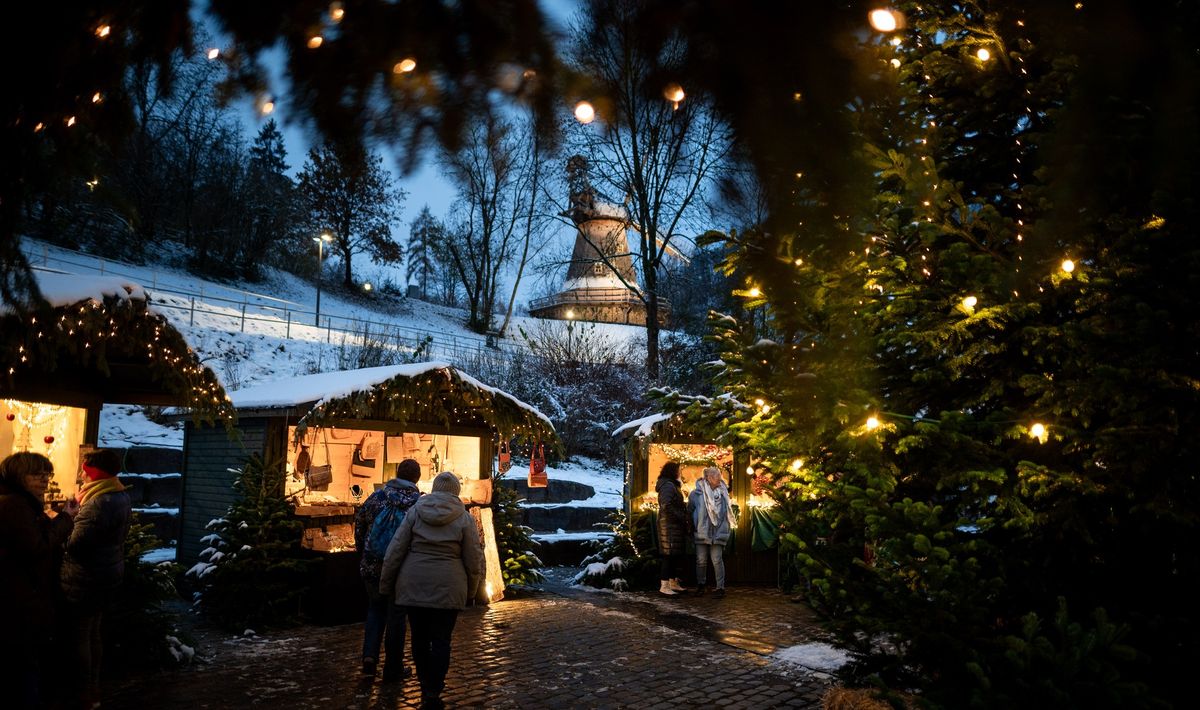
[291,363,559,451]
[0,292,235,425]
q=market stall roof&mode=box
[613,392,748,449]
[229,362,558,448]
[0,269,232,419]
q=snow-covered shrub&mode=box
[492,474,544,587]
[105,515,190,670]
[187,455,313,630]
[575,511,659,591]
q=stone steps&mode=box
[497,477,617,567]
[111,446,184,546]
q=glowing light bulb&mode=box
[363,282,372,292]
[745,466,755,476]
[962,295,978,311]
[330,2,345,22]
[754,398,765,407]
[890,36,902,46]
[574,101,596,124]
[976,48,991,62]
[96,24,111,39]
[207,48,220,60]
[1030,423,1047,442]
[92,92,103,104]
[868,9,898,32]
[259,99,275,116]
[748,287,761,298]
[1061,259,1075,273]
[394,58,417,74]
[663,83,685,105]
[865,416,881,431]
[890,58,902,68]
[307,35,324,49]
[789,459,804,472]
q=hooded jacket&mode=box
[378,491,484,609]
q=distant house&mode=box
[1,271,231,504]
[179,362,558,618]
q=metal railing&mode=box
[20,241,520,362]
[528,287,672,313]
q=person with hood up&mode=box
[60,448,132,710]
[655,461,691,596]
[688,466,733,598]
[354,458,423,681]
[379,471,484,710]
[0,452,77,708]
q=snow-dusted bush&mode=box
[105,516,190,669]
[187,455,313,629]
[575,511,659,591]
[492,473,544,587]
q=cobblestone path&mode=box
[106,575,836,709]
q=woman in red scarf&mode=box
[60,448,131,710]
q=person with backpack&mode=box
[353,458,422,681]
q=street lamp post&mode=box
[565,308,576,363]
[314,233,332,326]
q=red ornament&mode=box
[4,413,13,421]
[44,435,55,444]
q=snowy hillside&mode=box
[19,238,644,453]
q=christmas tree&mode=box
[702,1,1198,705]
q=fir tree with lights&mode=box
[703,2,1198,705]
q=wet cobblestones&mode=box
[106,574,834,709]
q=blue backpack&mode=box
[366,504,406,558]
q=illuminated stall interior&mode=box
[1,399,89,501]
[615,410,779,585]
[183,362,558,607]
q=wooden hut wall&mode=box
[179,416,285,563]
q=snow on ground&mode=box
[141,547,179,565]
[530,456,623,508]
[771,642,852,672]
[100,404,185,449]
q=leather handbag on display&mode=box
[305,427,334,490]
[528,443,547,488]
[497,440,512,474]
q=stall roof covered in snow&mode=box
[0,270,147,315]
[230,363,445,409]
[612,412,674,439]
[0,270,231,416]
[229,362,557,445]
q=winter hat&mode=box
[431,471,462,496]
[82,449,122,481]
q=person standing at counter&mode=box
[379,471,484,710]
[354,458,423,681]
[688,466,732,599]
[0,452,78,708]
[656,461,691,596]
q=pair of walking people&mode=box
[355,461,484,710]
[656,462,732,597]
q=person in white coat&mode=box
[379,471,483,710]
[687,466,732,598]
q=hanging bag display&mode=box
[528,442,547,488]
[305,427,334,490]
[351,433,378,478]
[497,440,512,474]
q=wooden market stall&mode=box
[1,271,231,503]
[179,362,557,620]
[613,411,780,586]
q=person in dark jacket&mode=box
[353,458,422,681]
[655,461,691,596]
[60,448,132,710]
[380,471,484,710]
[0,452,77,708]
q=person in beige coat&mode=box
[380,471,483,710]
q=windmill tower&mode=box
[529,157,668,326]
